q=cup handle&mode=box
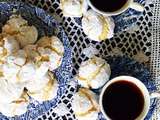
[150,92,160,99]
[129,2,144,12]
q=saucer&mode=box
[113,0,145,32]
[98,56,158,120]
[0,1,72,119]
[72,0,145,33]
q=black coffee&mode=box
[90,0,128,12]
[102,81,144,120]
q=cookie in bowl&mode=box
[82,10,115,41]
[0,78,29,117]
[76,56,111,89]
[60,0,88,17]
[37,36,64,71]
[2,15,38,48]
[0,98,29,117]
[27,72,58,102]
[24,45,40,62]
[0,34,20,63]
[72,88,100,120]
[2,15,28,34]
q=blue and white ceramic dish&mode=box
[0,1,72,120]
[97,56,158,120]
[74,0,145,33]
[112,0,145,32]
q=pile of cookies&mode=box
[0,15,64,116]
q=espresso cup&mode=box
[99,76,160,120]
[88,0,144,16]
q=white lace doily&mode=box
[0,0,159,119]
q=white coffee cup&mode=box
[99,76,160,120]
[87,0,144,16]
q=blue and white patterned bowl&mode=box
[0,1,72,120]
[97,56,158,120]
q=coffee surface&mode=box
[90,0,128,12]
[102,81,144,120]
